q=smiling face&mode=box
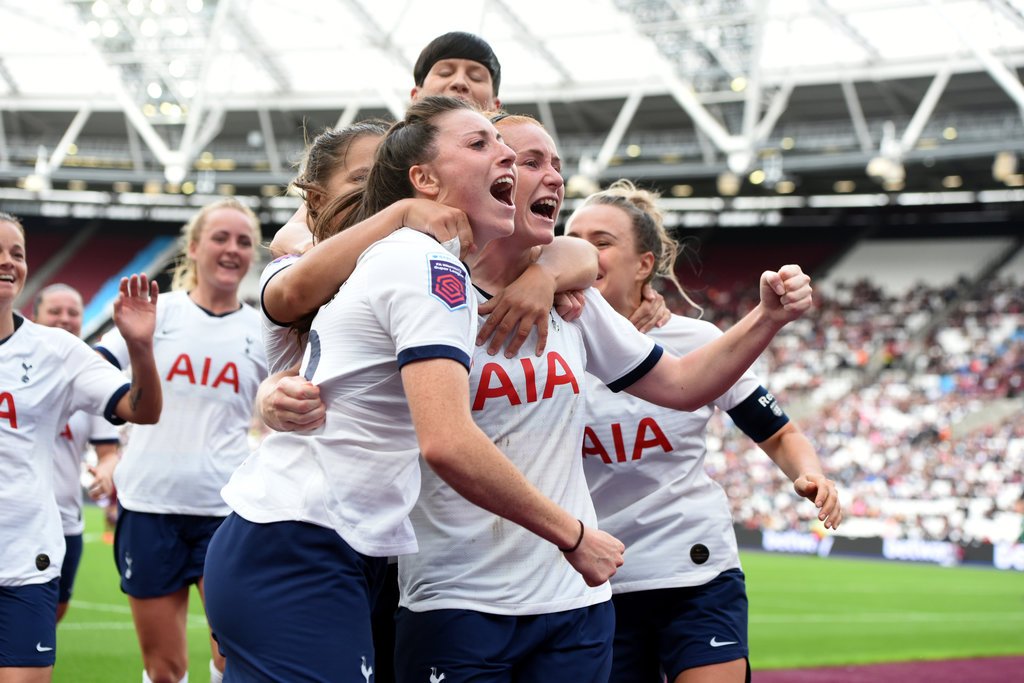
[0,220,27,308]
[566,203,652,315]
[411,108,517,249]
[35,288,84,337]
[496,120,564,249]
[412,58,499,110]
[188,207,257,296]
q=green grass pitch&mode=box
[53,507,1024,681]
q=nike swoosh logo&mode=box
[710,637,738,647]
[36,643,54,652]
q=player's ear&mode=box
[409,163,440,198]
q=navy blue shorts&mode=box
[0,579,59,667]
[59,533,84,604]
[610,568,749,682]
[204,513,388,683]
[394,600,614,683]
[114,504,224,599]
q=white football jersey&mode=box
[97,291,267,516]
[259,254,306,375]
[223,229,476,557]
[399,287,662,615]
[0,316,128,586]
[583,315,776,592]
[53,411,119,535]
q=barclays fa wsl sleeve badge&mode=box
[428,257,468,311]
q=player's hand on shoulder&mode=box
[562,525,625,587]
[630,283,672,333]
[554,290,586,323]
[477,264,560,358]
[759,264,812,325]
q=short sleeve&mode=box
[259,255,299,328]
[87,411,122,445]
[65,335,132,424]
[369,239,476,371]
[95,324,129,370]
[576,288,661,392]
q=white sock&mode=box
[210,659,224,683]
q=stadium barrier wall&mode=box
[733,525,1024,571]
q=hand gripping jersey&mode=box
[0,316,128,586]
[399,287,663,616]
[96,291,268,516]
[222,229,476,557]
[582,315,789,593]
[53,411,120,535]
[259,254,306,375]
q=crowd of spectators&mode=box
[665,274,1024,544]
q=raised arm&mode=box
[402,357,624,586]
[111,274,162,424]
[264,199,473,325]
[627,265,812,412]
[476,236,599,356]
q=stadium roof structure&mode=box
[2,0,1024,223]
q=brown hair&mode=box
[311,96,475,244]
[578,180,701,313]
[292,120,390,223]
[170,198,262,292]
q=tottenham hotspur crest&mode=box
[21,361,32,383]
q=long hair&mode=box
[579,180,702,315]
[292,120,390,224]
[311,96,474,244]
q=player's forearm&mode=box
[534,236,598,292]
[422,426,582,550]
[117,339,162,424]
[633,305,784,412]
[265,203,406,324]
[759,422,824,483]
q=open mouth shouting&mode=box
[490,175,515,206]
[530,198,559,221]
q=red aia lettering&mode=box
[582,418,673,463]
[166,354,240,394]
[0,392,16,429]
[60,423,73,441]
[472,352,579,411]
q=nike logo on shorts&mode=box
[710,636,738,647]
[36,643,54,652]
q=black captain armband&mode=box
[726,385,790,443]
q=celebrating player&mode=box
[0,213,161,683]
[32,283,121,623]
[391,114,815,683]
[567,181,841,683]
[95,199,267,683]
[203,96,625,682]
